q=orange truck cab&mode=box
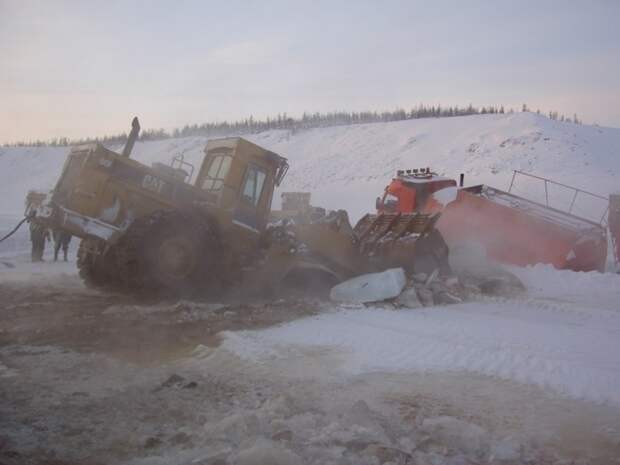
[376,168,457,215]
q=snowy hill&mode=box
[1,112,619,224]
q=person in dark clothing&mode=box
[53,230,72,262]
[29,220,50,262]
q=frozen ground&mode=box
[1,254,620,464]
[224,267,620,406]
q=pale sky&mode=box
[1,0,619,142]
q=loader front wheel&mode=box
[116,211,218,295]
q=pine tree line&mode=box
[2,103,582,147]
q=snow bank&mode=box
[223,267,620,406]
[1,113,619,224]
[509,263,620,309]
[257,112,620,222]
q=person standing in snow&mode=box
[29,220,50,262]
[53,230,72,262]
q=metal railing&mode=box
[508,170,609,226]
[171,152,195,182]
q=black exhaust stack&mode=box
[121,117,141,158]
[459,173,465,187]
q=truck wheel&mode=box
[116,210,218,295]
[77,239,120,289]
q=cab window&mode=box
[382,192,399,211]
[201,154,232,191]
[241,166,267,206]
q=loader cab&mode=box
[376,168,456,214]
[195,137,288,233]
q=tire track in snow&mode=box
[223,298,620,406]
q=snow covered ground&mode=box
[2,257,620,464]
[221,264,620,407]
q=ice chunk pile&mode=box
[330,268,407,303]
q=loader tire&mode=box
[115,210,218,295]
[77,239,121,289]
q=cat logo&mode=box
[142,174,166,194]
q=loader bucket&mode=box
[353,212,450,274]
[257,211,451,297]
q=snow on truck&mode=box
[376,168,610,272]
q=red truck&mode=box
[610,193,620,271]
[376,169,610,272]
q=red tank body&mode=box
[377,169,608,272]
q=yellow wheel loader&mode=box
[31,118,288,294]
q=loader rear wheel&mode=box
[156,236,198,281]
[116,210,218,295]
[77,239,121,289]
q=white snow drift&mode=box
[222,265,620,406]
